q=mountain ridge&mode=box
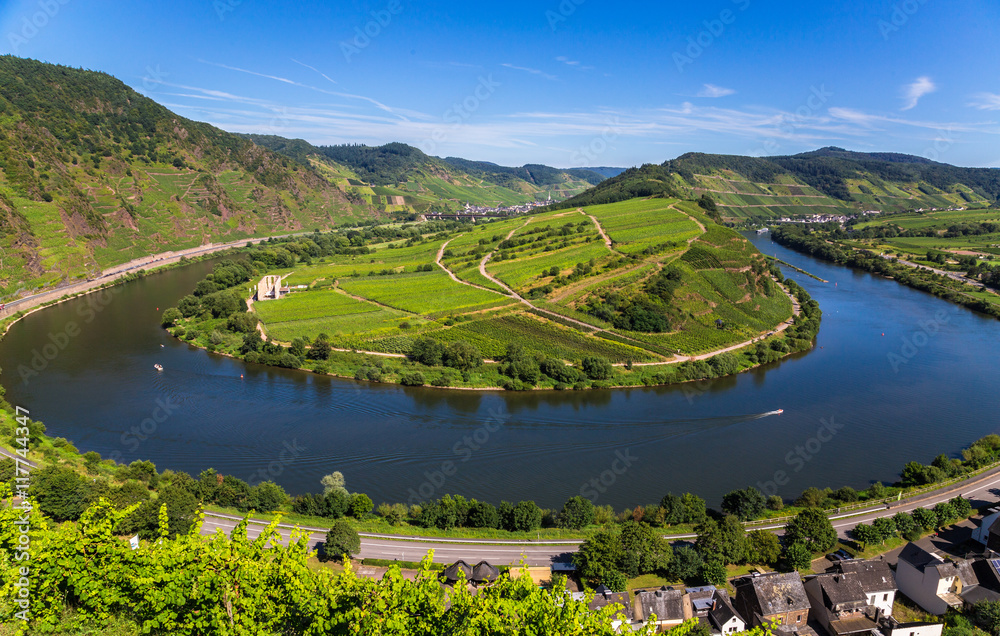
[547,148,1000,219]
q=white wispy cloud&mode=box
[501,63,557,81]
[555,56,580,67]
[290,59,337,85]
[697,84,736,98]
[968,93,1000,111]
[901,76,936,111]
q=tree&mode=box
[872,517,897,543]
[240,331,264,355]
[721,487,766,521]
[308,334,331,361]
[249,481,287,512]
[574,529,624,585]
[783,542,813,571]
[680,493,708,524]
[619,520,672,577]
[466,501,500,529]
[350,493,373,518]
[508,500,543,532]
[558,496,595,530]
[951,496,973,519]
[971,600,1000,635]
[912,507,938,530]
[399,372,426,386]
[603,570,628,593]
[323,520,360,562]
[30,465,88,521]
[443,341,482,371]
[161,307,182,327]
[893,512,917,539]
[695,516,747,566]
[701,559,728,586]
[852,523,880,549]
[580,357,613,381]
[784,508,837,553]
[289,338,307,357]
[766,495,785,511]
[669,545,704,582]
[321,471,347,496]
[747,530,781,566]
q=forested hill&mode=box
[548,148,1000,221]
[0,56,362,299]
[243,135,611,206]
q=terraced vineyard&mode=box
[244,197,797,388]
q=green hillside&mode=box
[167,197,815,391]
[0,57,370,300]
[244,135,606,213]
[549,148,1000,221]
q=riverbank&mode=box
[772,226,1000,320]
[0,236,299,338]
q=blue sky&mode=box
[2,0,1000,168]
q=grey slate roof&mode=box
[443,560,472,582]
[471,561,500,583]
[590,588,635,621]
[834,560,898,594]
[638,587,687,622]
[738,572,812,616]
[814,574,869,610]
[709,590,743,629]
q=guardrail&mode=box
[742,459,1000,528]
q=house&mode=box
[708,590,747,635]
[877,617,943,636]
[443,560,473,584]
[471,561,500,585]
[805,570,885,636]
[636,587,693,629]
[589,586,636,623]
[443,560,500,586]
[895,540,981,615]
[972,508,1000,551]
[832,560,897,617]
[734,572,812,633]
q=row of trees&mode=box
[576,507,839,591]
[852,497,972,548]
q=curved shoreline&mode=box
[2,234,816,394]
[172,278,812,393]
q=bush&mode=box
[580,356,613,380]
[350,493,373,518]
[399,372,425,386]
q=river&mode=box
[1,234,998,510]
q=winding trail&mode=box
[475,220,645,340]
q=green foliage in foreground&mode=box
[0,492,655,635]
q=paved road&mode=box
[0,231,312,321]
[881,255,987,290]
[200,463,1000,566]
[200,512,577,566]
